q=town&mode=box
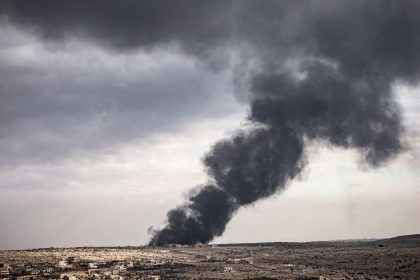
[1,234,419,279]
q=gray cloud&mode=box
[2,1,420,81]
[0,25,238,166]
[0,0,233,67]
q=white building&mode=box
[223,266,235,273]
[88,262,98,269]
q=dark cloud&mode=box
[0,29,236,165]
[0,0,233,67]
[1,1,419,245]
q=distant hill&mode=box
[377,234,420,244]
[11,234,420,250]
[216,234,420,247]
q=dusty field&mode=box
[1,234,419,279]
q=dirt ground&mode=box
[1,234,419,279]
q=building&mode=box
[223,266,235,273]
[88,262,98,269]
[16,276,38,280]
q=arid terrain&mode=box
[1,235,419,279]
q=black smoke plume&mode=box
[1,1,419,245]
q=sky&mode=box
[0,1,419,249]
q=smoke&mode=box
[1,0,419,245]
[150,1,419,245]
[149,60,404,245]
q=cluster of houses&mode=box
[1,259,163,280]
[1,263,11,280]
[1,246,260,280]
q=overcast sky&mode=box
[0,1,419,249]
